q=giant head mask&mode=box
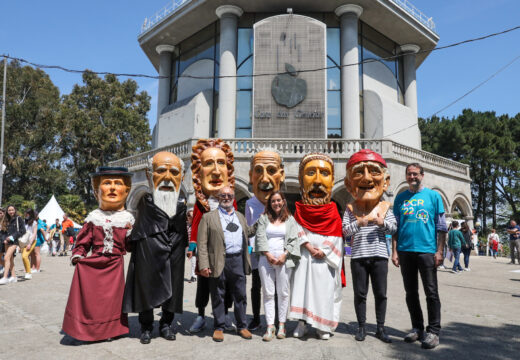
[191,139,235,210]
[299,153,334,205]
[147,151,184,217]
[345,149,389,215]
[249,150,285,205]
[91,167,132,212]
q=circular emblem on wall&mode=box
[271,63,307,108]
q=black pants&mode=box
[251,269,261,320]
[350,257,388,326]
[139,308,174,332]
[398,251,441,335]
[195,273,232,317]
[462,248,471,268]
[209,253,247,331]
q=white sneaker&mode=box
[8,276,17,283]
[0,277,8,285]
[438,265,446,270]
[225,313,236,332]
[31,269,38,274]
[24,273,32,280]
[189,315,206,333]
[293,321,307,338]
[464,268,471,271]
[316,329,330,340]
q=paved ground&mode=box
[1,252,519,360]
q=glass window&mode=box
[327,91,341,137]
[327,57,340,90]
[237,28,253,65]
[327,28,340,65]
[236,90,252,129]
[179,37,215,75]
[235,128,252,138]
[237,56,252,90]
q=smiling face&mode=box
[346,161,389,203]
[200,147,229,197]
[301,159,333,205]
[249,151,285,204]
[7,206,15,217]
[97,176,130,211]
[269,193,285,216]
[406,165,424,190]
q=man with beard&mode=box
[392,163,447,350]
[187,139,236,333]
[123,151,188,344]
[245,150,285,330]
[289,153,344,340]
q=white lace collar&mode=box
[85,209,135,254]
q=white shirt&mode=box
[266,222,286,254]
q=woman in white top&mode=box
[22,209,38,280]
[255,191,300,341]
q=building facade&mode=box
[111,0,474,225]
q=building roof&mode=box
[138,0,439,71]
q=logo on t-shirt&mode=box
[416,209,429,224]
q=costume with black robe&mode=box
[123,194,187,330]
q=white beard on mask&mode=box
[152,180,179,217]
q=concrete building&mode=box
[111,0,474,225]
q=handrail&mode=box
[389,0,436,33]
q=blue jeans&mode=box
[452,248,463,271]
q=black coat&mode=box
[123,194,187,314]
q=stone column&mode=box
[399,44,420,117]
[335,4,363,139]
[154,45,175,147]
[216,5,243,138]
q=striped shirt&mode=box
[342,207,397,259]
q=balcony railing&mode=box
[110,138,468,177]
[139,0,436,36]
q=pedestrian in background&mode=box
[22,209,38,280]
[448,221,464,274]
[460,222,472,271]
[506,220,520,264]
[0,208,8,276]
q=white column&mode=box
[335,4,363,139]
[216,5,243,138]
[400,44,420,117]
[154,45,175,148]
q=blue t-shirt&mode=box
[36,219,46,246]
[393,188,445,253]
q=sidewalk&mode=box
[1,253,519,359]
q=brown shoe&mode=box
[238,328,252,340]
[212,330,224,342]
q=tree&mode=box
[60,71,151,206]
[57,194,87,224]
[0,59,67,208]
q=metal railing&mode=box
[140,0,192,36]
[389,0,436,33]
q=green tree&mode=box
[60,71,151,206]
[0,59,67,208]
[57,194,87,223]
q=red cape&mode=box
[293,201,346,287]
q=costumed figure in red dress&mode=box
[122,151,188,344]
[62,166,134,342]
[187,139,236,333]
[289,153,344,340]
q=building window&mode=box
[327,28,341,138]
[236,28,253,138]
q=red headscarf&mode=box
[347,149,387,169]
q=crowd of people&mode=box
[0,209,76,284]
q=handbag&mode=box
[17,218,31,248]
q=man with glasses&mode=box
[391,163,447,350]
[197,186,256,342]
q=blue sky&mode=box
[1,0,519,132]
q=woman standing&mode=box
[0,208,7,276]
[460,222,472,271]
[30,215,47,273]
[0,205,26,284]
[255,191,300,341]
[22,209,38,280]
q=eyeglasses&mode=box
[219,194,234,199]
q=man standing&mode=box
[60,213,74,256]
[392,163,447,350]
[245,150,285,330]
[123,151,188,344]
[197,186,255,342]
[506,220,520,264]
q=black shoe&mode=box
[247,318,261,331]
[160,325,176,341]
[354,326,366,341]
[375,326,392,343]
[190,276,197,282]
[140,330,152,344]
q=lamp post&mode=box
[0,56,7,207]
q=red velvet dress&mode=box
[62,209,134,341]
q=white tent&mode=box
[38,195,82,229]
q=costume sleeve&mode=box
[197,215,210,271]
[383,210,398,235]
[321,235,343,270]
[296,223,309,246]
[254,215,269,253]
[342,208,360,238]
[71,222,93,260]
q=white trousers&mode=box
[258,255,292,325]
[190,255,197,277]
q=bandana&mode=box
[347,149,387,169]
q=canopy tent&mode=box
[38,195,82,229]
